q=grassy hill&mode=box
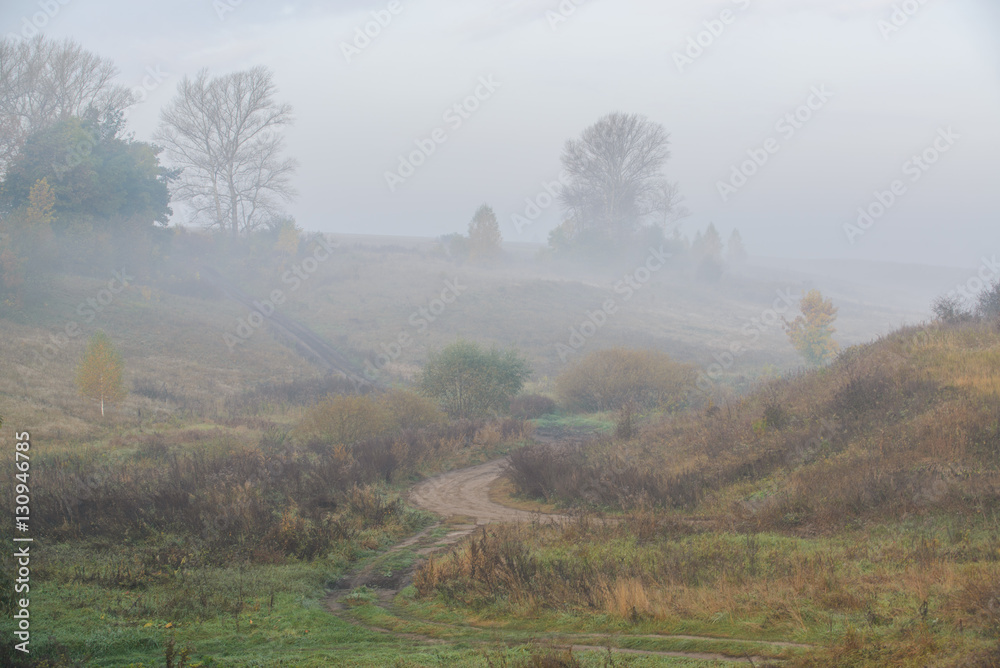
[440,319,1000,666]
[1,233,929,445]
[515,320,1000,526]
[0,232,988,666]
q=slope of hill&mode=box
[1,236,934,443]
[441,319,1000,666]
[1,235,996,666]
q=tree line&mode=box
[446,111,749,275]
[0,35,298,306]
[2,35,753,305]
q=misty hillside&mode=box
[0,233,940,444]
[511,319,1000,527]
[2,3,998,667]
[465,320,1000,667]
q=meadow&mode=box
[1,232,993,666]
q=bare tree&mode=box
[155,66,297,237]
[559,112,677,242]
[650,179,690,231]
[0,36,133,174]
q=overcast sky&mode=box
[3,0,998,267]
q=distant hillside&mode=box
[511,319,1000,531]
[746,256,975,316]
[0,234,950,442]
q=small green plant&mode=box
[164,637,192,668]
[342,586,378,606]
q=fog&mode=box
[4,0,997,266]
[7,3,1000,663]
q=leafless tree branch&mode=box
[154,66,297,237]
[559,112,677,241]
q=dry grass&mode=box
[415,513,1000,665]
[0,272,318,446]
[445,320,1000,665]
[508,321,1000,533]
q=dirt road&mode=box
[325,456,807,664]
[408,459,562,524]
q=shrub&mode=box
[439,233,469,260]
[509,394,557,419]
[506,440,702,509]
[932,294,974,324]
[380,388,447,431]
[296,394,397,445]
[556,348,695,413]
[762,401,790,430]
[831,363,896,417]
[976,280,1000,322]
[420,340,531,418]
[133,377,186,404]
[224,375,368,416]
[27,440,411,563]
[614,400,638,439]
[506,444,581,501]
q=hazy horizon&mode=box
[3,0,997,267]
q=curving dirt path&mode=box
[324,458,810,664]
[408,459,564,524]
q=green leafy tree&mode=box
[784,290,839,366]
[75,331,126,416]
[419,340,531,419]
[468,204,502,260]
[0,115,175,234]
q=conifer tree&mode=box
[468,204,502,259]
[727,229,748,264]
